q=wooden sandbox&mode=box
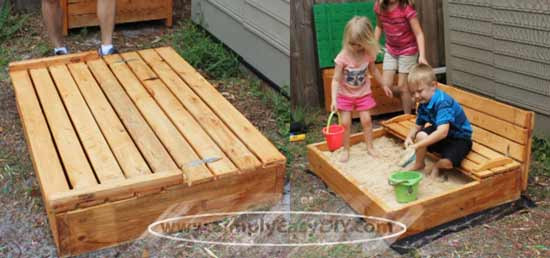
[308,83,534,238]
[9,47,285,256]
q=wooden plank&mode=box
[391,169,521,238]
[29,68,97,188]
[385,122,409,139]
[137,49,263,172]
[55,164,283,257]
[474,157,514,172]
[155,47,286,166]
[102,55,213,183]
[120,51,238,177]
[86,59,179,175]
[381,114,417,126]
[49,65,125,183]
[49,170,182,213]
[9,51,98,72]
[462,106,528,144]
[471,124,525,162]
[10,70,70,197]
[471,142,502,160]
[438,83,531,128]
[67,62,151,178]
[490,161,521,175]
[522,113,535,191]
[465,152,487,164]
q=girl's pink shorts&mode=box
[336,94,377,111]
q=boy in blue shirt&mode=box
[404,64,473,181]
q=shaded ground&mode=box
[1,8,549,258]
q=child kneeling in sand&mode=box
[404,64,473,180]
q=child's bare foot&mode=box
[339,150,350,163]
[429,166,440,179]
[410,162,425,172]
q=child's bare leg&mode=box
[359,110,379,157]
[411,131,428,171]
[397,73,413,114]
[431,159,453,181]
[339,111,352,162]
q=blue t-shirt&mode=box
[416,89,473,140]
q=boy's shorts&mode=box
[337,94,377,112]
[419,125,472,167]
[383,52,418,73]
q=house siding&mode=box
[192,0,290,87]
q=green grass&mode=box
[532,135,550,177]
[170,20,241,79]
[0,1,28,43]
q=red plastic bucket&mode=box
[322,112,345,151]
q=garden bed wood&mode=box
[308,83,534,238]
[9,47,285,256]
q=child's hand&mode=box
[383,86,393,98]
[404,137,414,148]
[330,102,337,112]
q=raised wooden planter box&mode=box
[322,63,403,117]
[308,83,534,238]
[61,0,173,35]
[8,47,285,256]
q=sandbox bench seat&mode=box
[381,83,534,190]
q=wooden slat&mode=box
[465,152,487,165]
[155,47,285,166]
[471,142,502,160]
[9,51,98,72]
[474,157,514,172]
[471,125,525,161]
[522,113,535,191]
[49,170,182,213]
[86,59,179,175]
[136,49,263,172]
[385,122,409,139]
[49,65,125,183]
[67,62,151,178]
[462,106,527,144]
[438,83,531,128]
[29,68,97,188]
[120,51,239,177]
[10,70,70,197]
[490,161,521,175]
[102,55,213,183]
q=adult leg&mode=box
[42,0,64,48]
[411,131,428,171]
[397,73,413,114]
[97,0,116,46]
[359,110,379,157]
[339,111,352,162]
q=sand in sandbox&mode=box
[322,136,472,210]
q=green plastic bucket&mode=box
[388,171,423,203]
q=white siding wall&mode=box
[192,0,290,87]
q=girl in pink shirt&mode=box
[374,0,428,114]
[331,16,392,162]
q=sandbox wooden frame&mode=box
[9,47,285,256]
[308,83,534,239]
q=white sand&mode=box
[322,136,472,210]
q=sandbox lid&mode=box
[9,47,285,212]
